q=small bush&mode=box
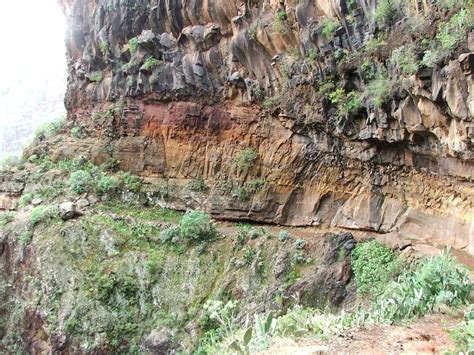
[69,170,93,194]
[263,96,279,110]
[389,44,419,75]
[71,126,85,139]
[278,230,291,242]
[375,0,403,27]
[159,225,180,244]
[88,71,104,83]
[179,210,217,242]
[371,252,471,322]
[0,155,22,169]
[322,19,340,39]
[235,148,257,171]
[141,56,160,71]
[118,172,143,192]
[307,48,320,61]
[0,212,15,227]
[273,11,289,34]
[96,174,119,194]
[34,116,66,141]
[100,40,109,56]
[18,193,34,207]
[450,307,474,353]
[30,205,57,225]
[128,37,139,56]
[351,240,402,298]
[247,22,258,40]
[188,176,209,192]
[363,68,394,108]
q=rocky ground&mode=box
[260,313,465,354]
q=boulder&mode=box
[59,202,76,220]
[143,328,173,354]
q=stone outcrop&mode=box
[51,0,474,254]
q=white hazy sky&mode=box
[0,0,67,132]
[0,0,66,83]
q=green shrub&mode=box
[278,230,291,242]
[34,116,66,141]
[363,69,394,108]
[450,307,474,353]
[29,205,57,225]
[100,40,109,56]
[128,37,139,56]
[307,48,319,61]
[88,71,104,83]
[247,22,258,40]
[18,229,33,248]
[71,126,85,139]
[235,148,257,171]
[329,89,362,117]
[351,240,402,298]
[370,252,471,322]
[69,170,93,194]
[179,210,217,242]
[118,172,143,192]
[159,225,180,244]
[0,155,22,169]
[273,11,289,34]
[18,193,34,207]
[96,174,119,194]
[375,0,402,27]
[263,96,279,110]
[389,44,419,75]
[141,56,160,71]
[0,212,15,227]
[322,19,340,39]
[188,176,209,192]
[422,8,471,67]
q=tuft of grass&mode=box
[30,205,58,225]
[34,116,66,142]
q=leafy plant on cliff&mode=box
[422,8,472,67]
[351,240,402,298]
[69,170,93,194]
[368,252,471,322]
[450,307,474,353]
[141,56,160,71]
[273,11,290,35]
[179,210,217,242]
[34,116,66,142]
[100,40,109,56]
[363,68,395,108]
[29,205,58,225]
[322,18,340,39]
[128,37,139,56]
[88,71,104,83]
[235,148,257,171]
[374,0,403,27]
[389,44,419,75]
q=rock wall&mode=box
[55,0,474,253]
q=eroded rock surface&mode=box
[50,0,474,253]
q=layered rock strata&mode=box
[53,0,473,253]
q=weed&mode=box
[179,210,217,242]
[34,116,66,142]
[389,44,419,75]
[100,41,109,56]
[30,205,58,225]
[235,148,257,171]
[69,170,93,194]
[351,240,402,298]
[128,37,139,56]
[322,19,340,39]
[141,56,160,71]
[18,193,34,207]
[88,71,104,83]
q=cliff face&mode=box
[54,0,474,253]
